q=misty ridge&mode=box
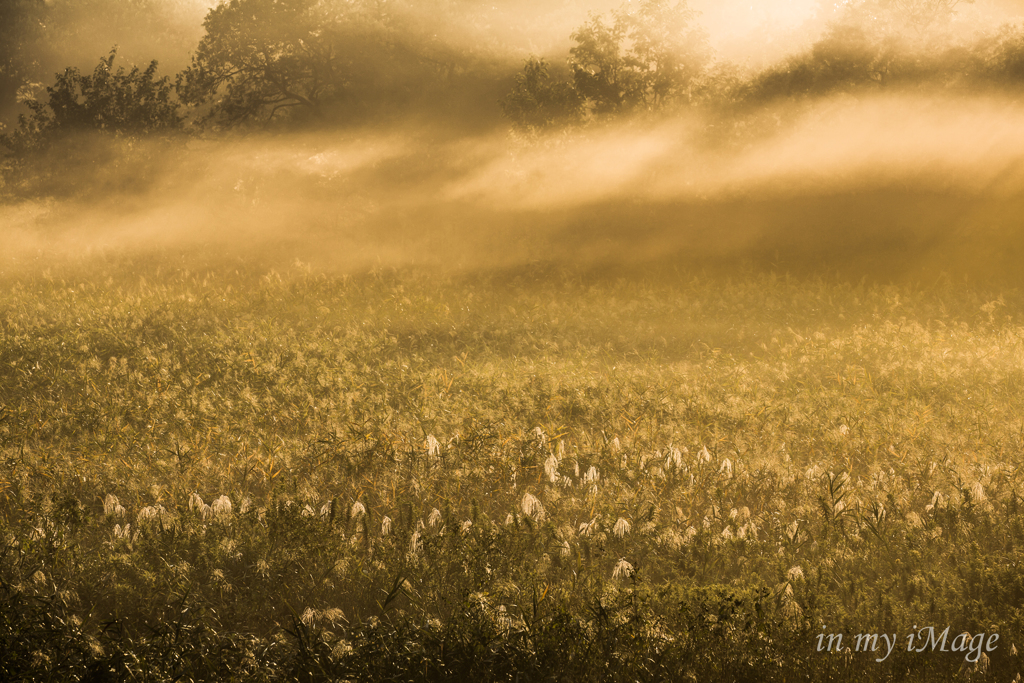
[3,0,1024,278]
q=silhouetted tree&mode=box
[177,0,356,125]
[501,57,582,131]
[1,50,181,196]
[569,0,710,116]
[502,0,710,128]
[2,50,179,156]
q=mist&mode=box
[5,0,1024,283]
[3,89,1024,285]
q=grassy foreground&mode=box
[3,255,1024,681]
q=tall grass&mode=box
[2,258,1023,680]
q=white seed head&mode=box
[613,517,631,538]
[521,492,544,520]
[212,495,232,517]
[612,558,634,580]
[667,447,684,471]
[409,530,422,554]
[103,494,122,517]
[350,501,366,519]
[719,458,733,477]
[544,454,560,484]
[381,516,392,536]
[427,508,442,528]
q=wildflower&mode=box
[613,517,631,538]
[103,494,125,518]
[504,513,514,526]
[661,529,683,550]
[409,530,422,554]
[970,481,987,503]
[544,454,560,483]
[212,495,232,518]
[331,640,354,660]
[301,505,316,518]
[925,490,944,512]
[787,565,804,582]
[460,520,473,535]
[558,539,571,557]
[427,508,442,527]
[301,607,318,627]
[425,435,440,457]
[137,505,166,524]
[321,608,346,623]
[532,426,547,446]
[697,445,712,464]
[612,558,634,580]
[719,458,733,477]
[351,501,366,519]
[582,466,600,485]
[521,492,544,521]
[610,437,621,453]
[381,516,392,536]
[667,447,684,471]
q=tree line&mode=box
[3,0,1024,195]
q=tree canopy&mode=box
[569,0,710,116]
[177,0,354,125]
[1,50,180,157]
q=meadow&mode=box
[3,245,1024,681]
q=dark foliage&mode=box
[501,57,582,131]
[0,49,181,198]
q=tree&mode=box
[569,0,710,116]
[501,57,582,131]
[177,0,358,125]
[2,50,180,155]
[1,50,181,196]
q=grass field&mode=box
[3,245,1024,680]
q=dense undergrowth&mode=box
[3,257,1024,680]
